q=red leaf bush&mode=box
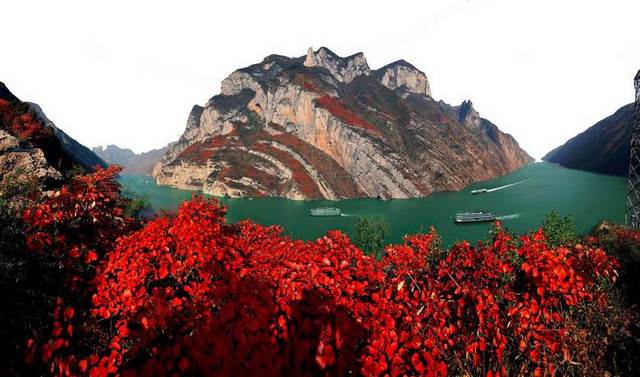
[21,166,137,375]
[18,169,628,376]
[315,96,381,136]
[0,99,52,140]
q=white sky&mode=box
[1,0,639,158]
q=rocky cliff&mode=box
[153,47,533,199]
[543,103,634,176]
[93,144,170,174]
[0,82,105,184]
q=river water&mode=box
[118,162,626,246]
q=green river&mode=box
[118,162,626,246]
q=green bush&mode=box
[124,193,152,219]
[354,216,389,259]
[542,211,577,248]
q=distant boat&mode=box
[471,189,487,195]
[310,207,341,217]
[454,211,496,223]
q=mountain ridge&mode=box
[543,103,634,176]
[93,144,172,175]
[0,82,105,184]
[153,47,533,199]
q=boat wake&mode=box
[496,213,521,220]
[485,178,531,193]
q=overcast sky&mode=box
[2,0,639,158]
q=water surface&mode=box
[119,162,626,246]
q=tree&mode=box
[354,216,389,258]
[542,211,577,248]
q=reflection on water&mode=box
[119,162,626,247]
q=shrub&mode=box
[542,211,577,248]
[20,166,139,375]
[7,170,637,376]
[121,191,152,219]
[354,216,389,258]
[589,221,640,306]
[0,171,49,375]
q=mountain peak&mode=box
[456,100,481,128]
[373,59,431,98]
[381,59,420,72]
[0,82,19,102]
[302,47,370,83]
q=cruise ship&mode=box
[310,207,342,217]
[454,211,496,223]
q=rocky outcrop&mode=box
[305,47,370,83]
[543,103,634,176]
[0,82,105,183]
[153,47,533,199]
[374,60,431,98]
[0,130,62,181]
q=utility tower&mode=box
[625,70,640,228]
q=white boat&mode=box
[310,207,341,217]
[454,211,496,223]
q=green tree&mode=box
[354,216,389,259]
[542,211,577,248]
[123,193,152,219]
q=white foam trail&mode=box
[485,178,531,193]
[496,213,521,220]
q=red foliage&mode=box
[295,74,323,94]
[177,135,238,162]
[23,166,134,266]
[22,181,620,376]
[507,230,618,374]
[315,96,381,136]
[270,132,361,197]
[0,98,52,140]
[253,142,321,198]
[22,166,137,375]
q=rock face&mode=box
[153,47,533,199]
[0,130,62,181]
[543,103,634,176]
[93,144,170,174]
[374,60,431,98]
[0,82,105,183]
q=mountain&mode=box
[543,103,634,176]
[0,82,105,184]
[93,144,171,174]
[153,47,533,199]
[93,145,136,167]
